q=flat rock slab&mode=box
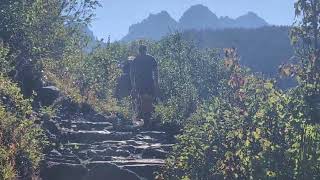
[142,148,168,159]
[109,158,165,166]
[41,161,142,180]
[124,164,162,180]
[63,130,137,143]
[41,162,87,180]
[86,161,141,180]
[62,121,113,131]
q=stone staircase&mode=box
[40,113,174,180]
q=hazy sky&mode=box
[90,0,296,41]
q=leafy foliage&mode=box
[0,63,45,179]
[160,47,320,179]
[0,0,100,96]
[159,1,320,179]
[0,1,99,179]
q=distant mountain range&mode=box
[82,5,294,87]
[122,4,268,42]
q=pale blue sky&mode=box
[90,0,296,41]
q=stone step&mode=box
[123,164,162,180]
[45,156,81,164]
[61,130,133,143]
[41,161,142,180]
[62,130,169,144]
[64,145,170,161]
[42,111,175,180]
[109,158,165,166]
[59,120,113,131]
[40,162,88,180]
[85,161,141,180]
[110,159,165,179]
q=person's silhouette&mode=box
[130,45,159,128]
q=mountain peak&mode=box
[148,11,171,19]
[158,10,171,16]
[187,4,212,12]
[235,12,268,28]
[179,4,218,30]
[246,11,259,16]
[123,11,178,42]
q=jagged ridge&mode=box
[122,4,268,41]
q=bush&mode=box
[0,74,45,179]
[159,49,320,179]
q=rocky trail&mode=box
[40,108,175,180]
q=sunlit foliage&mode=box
[0,46,45,179]
[160,1,320,178]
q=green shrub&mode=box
[0,74,45,180]
[160,49,320,179]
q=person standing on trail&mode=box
[116,56,135,99]
[130,45,159,128]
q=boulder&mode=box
[37,86,60,106]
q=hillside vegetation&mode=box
[0,0,99,179]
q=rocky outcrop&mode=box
[234,12,268,29]
[40,104,174,180]
[122,11,178,42]
[179,4,219,30]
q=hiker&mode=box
[130,45,159,128]
[116,56,135,99]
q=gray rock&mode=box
[50,149,62,156]
[38,86,60,106]
[41,162,87,180]
[86,162,141,180]
[124,164,161,180]
[114,149,131,157]
[91,156,112,162]
[63,130,114,143]
[142,148,168,159]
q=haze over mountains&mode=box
[122,4,268,42]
